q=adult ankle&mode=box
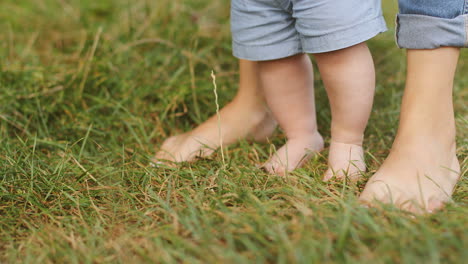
[395,124,456,148]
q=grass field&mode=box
[0,0,467,263]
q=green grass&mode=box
[0,0,466,263]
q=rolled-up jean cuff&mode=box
[233,38,304,61]
[396,13,468,49]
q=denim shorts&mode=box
[397,0,468,49]
[231,0,387,61]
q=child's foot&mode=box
[154,100,277,163]
[263,132,324,176]
[323,141,366,181]
[359,140,460,214]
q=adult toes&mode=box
[398,199,424,214]
[427,199,446,213]
[359,181,392,205]
[159,135,181,149]
[197,146,216,159]
[153,150,174,163]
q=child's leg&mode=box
[360,48,460,213]
[229,0,385,175]
[154,59,277,163]
[314,43,375,181]
[259,54,324,176]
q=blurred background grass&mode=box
[0,0,466,263]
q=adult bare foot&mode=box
[359,48,462,214]
[154,59,277,164]
[359,140,460,213]
[323,141,366,181]
[154,100,276,163]
[263,132,324,176]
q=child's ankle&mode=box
[330,136,364,146]
[288,130,322,141]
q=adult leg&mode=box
[259,54,324,176]
[154,59,277,163]
[359,0,466,213]
[314,43,375,181]
[360,47,461,213]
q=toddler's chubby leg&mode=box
[314,43,375,181]
[259,54,324,176]
[360,48,461,213]
[154,60,277,163]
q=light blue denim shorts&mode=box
[231,0,387,61]
[397,0,468,49]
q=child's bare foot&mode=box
[263,132,324,176]
[359,140,460,214]
[313,43,375,182]
[154,100,277,163]
[323,141,366,181]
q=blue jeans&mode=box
[397,0,468,49]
